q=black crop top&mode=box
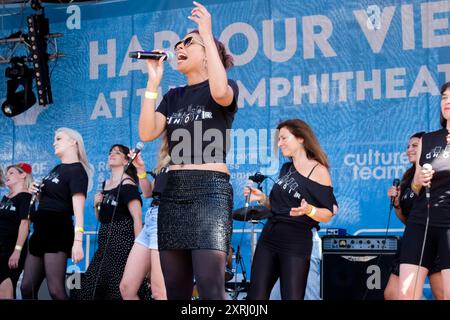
[269,162,337,229]
[156,79,239,165]
[409,128,450,227]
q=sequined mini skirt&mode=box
[158,170,233,253]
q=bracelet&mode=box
[144,91,158,100]
[14,245,23,252]
[75,227,84,234]
[137,172,147,179]
[306,205,317,218]
[411,182,421,194]
[74,239,82,242]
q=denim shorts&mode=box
[135,206,158,250]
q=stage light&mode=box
[27,12,53,106]
[30,0,43,11]
[1,58,36,117]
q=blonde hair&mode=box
[6,165,34,189]
[56,127,93,190]
[154,134,170,175]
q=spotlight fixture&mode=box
[1,57,36,117]
[30,0,43,11]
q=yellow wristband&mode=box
[137,172,147,179]
[411,182,421,194]
[144,91,158,100]
[15,245,23,252]
[75,227,84,234]
[306,206,317,218]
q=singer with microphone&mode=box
[20,128,92,300]
[384,132,443,300]
[244,119,338,300]
[137,1,238,300]
[0,163,34,299]
[398,82,450,300]
[75,144,144,300]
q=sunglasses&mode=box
[174,36,205,51]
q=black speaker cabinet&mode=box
[321,235,399,300]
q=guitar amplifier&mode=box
[321,235,399,300]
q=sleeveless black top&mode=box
[269,162,337,229]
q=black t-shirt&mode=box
[38,163,88,216]
[269,162,337,229]
[399,177,416,218]
[156,79,239,165]
[151,167,169,198]
[98,182,142,224]
[409,128,450,227]
[0,192,33,240]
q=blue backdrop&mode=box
[1,0,450,284]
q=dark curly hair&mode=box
[440,82,450,128]
[189,30,234,69]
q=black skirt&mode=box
[158,170,233,253]
[29,210,74,257]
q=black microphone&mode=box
[30,181,43,206]
[390,178,400,209]
[125,142,144,171]
[423,163,433,199]
[249,172,267,184]
[128,50,175,61]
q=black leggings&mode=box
[20,252,68,300]
[248,242,310,300]
[159,249,227,300]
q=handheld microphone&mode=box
[390,178,400,209]
[422,163,433,199]
[128,50,175,61]
[125,142,144,171]
[30,181,43,206]
[244,180,254,208]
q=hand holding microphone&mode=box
[422,163,434,199]
[29,181,43,205]
[124,142,144,171]
[243,180,265,206]
[388,178,400,209]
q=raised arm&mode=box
[189,1,235,107]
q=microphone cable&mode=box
[91,170,126,300]
[412,188,431,300]
[362,179,399,300]
[231,182,252,300]
[25,181,42,300]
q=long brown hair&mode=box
[400,131,425,192]
[188,30,234,69]
[276,119,329,168]
[109,144,138,183]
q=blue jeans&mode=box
[269,228,322,300]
